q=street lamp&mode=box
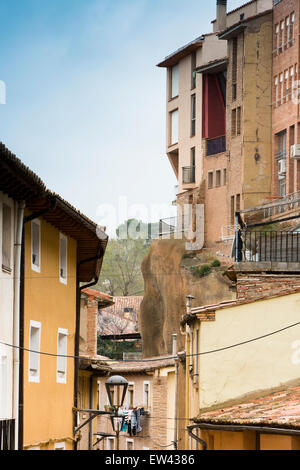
[105,376,129,450]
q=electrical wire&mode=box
[1,318,300,363]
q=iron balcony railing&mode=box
[206,135,226,157]
[0,419,15,450]
[238,230,300,262]
[182,166,195,184]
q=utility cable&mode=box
[1,319,300,362]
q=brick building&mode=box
[158,0,273,255]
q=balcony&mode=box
[182,166,195,185]
[159,215,191,238]
[0,419,15,450]
[206,135,226,157]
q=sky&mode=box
[0,0,244,236]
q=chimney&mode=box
[216,0,227,32]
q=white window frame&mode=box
[127,381,135,408]
[275,24,279,52]
[143,381,151,410]
[29,320,41,383]
[54,441,66,450]
[31,219,41,273]
[97,379,101,410]
[57,328,68,384]
[275,77,278,106]
[126,439,134,451]
[291,13,295,43]
[170,64,179,99]
[59,233,68,285]
[285,70,289,101]
[286,17,290,47]
[280,20,285,50]
[106,437,115,450]
[280,73,284,104]
[170,109,179,146]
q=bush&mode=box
[198,264,212,278]
[210,259,221,268]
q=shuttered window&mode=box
[57,329,68,383]
[31,220,41,272]
[2,204,11,272]
[29,321,41,382]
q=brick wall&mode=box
[152,376,169,450]
[87,298,98,357]
[236,274,300,301]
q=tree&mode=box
[97,219,154,297]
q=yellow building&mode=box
[21,193,108,450]
[182,273,300,450]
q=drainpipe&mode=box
[13,201,25,450]
[187,425,207,451]
[172,334,178,450]
[74,251,104,450]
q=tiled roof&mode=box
[108,356,175,374]
[196,383,300,430]
[82,288,114,307]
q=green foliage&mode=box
[210,259,221,268]
[97,219,154,296]
[97,338,141,360]
[190,259,222,278]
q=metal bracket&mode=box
[74,410,110,434]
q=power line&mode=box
[1,319,300,362]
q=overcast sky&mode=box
[0,0,243,236]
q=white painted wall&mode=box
[199,292,300,409]
[0,191,15,420]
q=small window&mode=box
[54,442,66,450]
[126,439,134,451]
[107,437,115,450]
[2,204,12,272]
[291,13,295,43]
[170,109,179,145]
[191,52,196,89]
[223,168,227,185]
[143,381,150,409]
[124,307,134,313]
[31,220,41,273]
[127,382,134,408]
[29,321,41,383]
[170,64,179,99]
[191,94,196,136]
[208,172,213,189]
[275,24,279,52]
[236,194,241,212]
[216,170,221,187]
[231,196,235,225]
[59,234,67,284]
[232,109,237,137]
[236,107,241,135]
[280,20,285,50]
[57,329,68,383]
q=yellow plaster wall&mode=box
[23,217,77,450]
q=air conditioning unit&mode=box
[291,144,300,159]
[278,159,286,175]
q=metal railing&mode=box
[206,135,226,157]
[239,230,300,262]
[240,191,300,220]
[159,215,191,237]
[0,419,15,450]
[182,166,195,184]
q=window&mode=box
[170,64,179,99]
[191,94,196,136]
[232,37,237,100]
[126,439,134,451]
[231,196,235,225]
[280,73,284,105]
[290,67,294,101]
[107,437,115,450]
[0,356,7,418]
[191,52,196,89]
[143,381,150,409]
[223,168,227,186]
[191,147,196,168]
[29,321,41,383]
[236,107,241,135]
[231,108,237,137]
[286,17,290,47]
[54,442,66,451]
[31,220,41,273]
[285,70,289,101]
[2,204,12,272]
[170,109,178,145]
[59,233,67,284]
[216,170,221,187]
[275,24,279,53]
[291,13,295,44]
[57,329,68,383]
[127,382,134,408]
[274,76,278,106]
[280,20,285,50]
[124,307,133,313]
[208,172,213,189]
